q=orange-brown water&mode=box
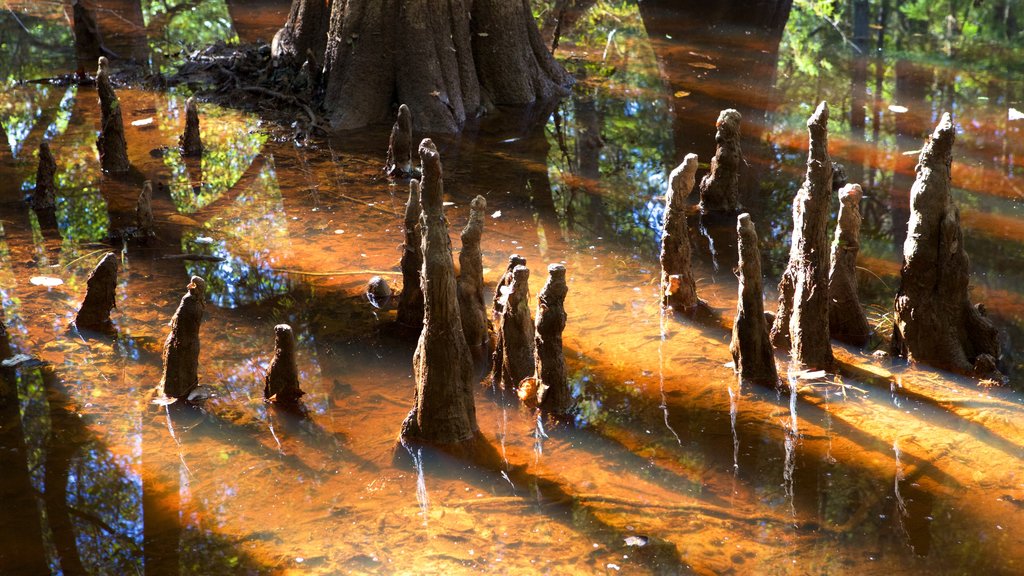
[1,1,1022,574]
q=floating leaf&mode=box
[888,104,909,113]
[1010,107,1024,121]
[131,117,154,127]
[30,276,63,287]
[688,62,717,70]
[673,90,691,98]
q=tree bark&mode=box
[458,195,489,351]
[492,254,527,319]
[160,276,206,399]
[490,265,535,394]
[398,139,482,453]
[271,0,331,65]
[828,183,870,347]
[698,109,743,213]
[264,324,304,404]
[318,0,570,132]
[179,97,203,157]
[96,57,130,173]
[535,264,571,415]
[75,252,119,332]
[891,114,1002,378]
[730,214,778,386]
[660,153,700,311]
[770,101,834,370]
[32,141,57,210]
[396,180,424,329]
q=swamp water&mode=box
[0,0,1022,574]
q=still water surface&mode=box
[0,0,1022,574]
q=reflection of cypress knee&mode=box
[535,264,571,414]
[264,324,304,404]
[398,139,481,449]
[31,142,57,211]
[492,253,526,319]
[136,181,154,236]
[891,114,1001,378]
[161,276,206,399]
[828,184,870,346]
[95,57,130,173]
[770,101,834,370]
[660,153,700,311]
[74,252,118,331]
[72,0,102,77]
[179,97,203,157]
[491,265,535,393]
[385,104,413,177]
[698,109,743,213]
[730,215,778,386]
[396,180,424,328]
[458,195,489,348]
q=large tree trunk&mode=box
[398,139,483,455]
[272,0,331,65]
[891,114,1001,378]
[319,0,571,132]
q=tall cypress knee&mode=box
[31,142,57,211]
[264,324,304,404]
[398,139,481,451]
[385,104,413,177]
[458,195,489,349]
[770,101,834,370]
[730,215,778,386]
[179,97,203,157]
[396,179,424,328]
[95,57,130,173]
[828,183,870,346]
[74,252,119,332]
[891,113,1001,377]
[161,276,206,399]
[660,153,700,311]
[535,264,571,415]
[698,109,743,213]
[491,265,535,393]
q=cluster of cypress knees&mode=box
[43,57,1005,458]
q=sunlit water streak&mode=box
[727,374,741,475]
[657,307,682,446]
[783,377,799,517]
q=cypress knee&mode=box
[74,252,119,331]
[492,253,526,319]
[698,109,743,213]
[828,184,870,346]
[136,181,154,236]
[96,57,130,173]
[385,104,414,177]
[660,153,700,311]
[891,113,1001,377]
[730,215,778,386]
[32,142,57,211]
[396,179,424,328]
[161,276,206,399]
[491,265,535,393]
[179,97,203,157]
[458,195,489,349]
[535,264,571,415]
[770,101,834,370]
[398,139,481,451]
[264,324,304,404]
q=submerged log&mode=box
[770,101,834,370]
[535,264,571,415]
[458,195,489,349]
[491,265,535,393]
[74,252,118,332]
[396,179,424,328]
[161,276,206,399]
[698,109,743,213]
[492,253,527,319]
[179,97,203,157]
[136,181,154,236]
[95,57,130,173]
[660,153,700,312]
[398,139,482,452]
[72,0,102,78]
[891,113,1001,378]
[730,214,778,386]
[385,104,414,177]
[828,183,870,347]
[264,324,304,404]
[31,142,57,211]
